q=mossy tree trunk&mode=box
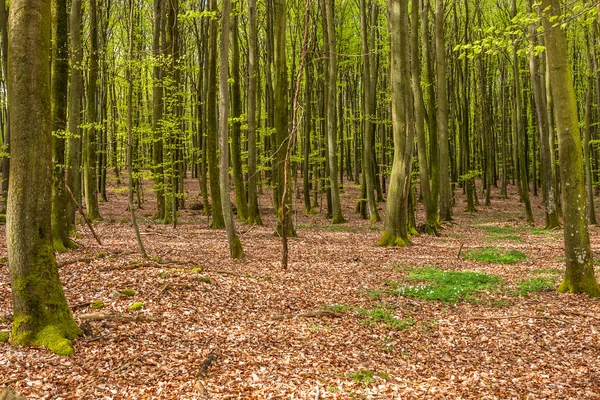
[51,0,76,252]
[379,0,413,247]
[541,0,600,296]
[219,0,244,259]
[7,0,81,354]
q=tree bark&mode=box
[84,0,101,221]
[230,10,249,222]
[219,0,244,259]
[541,0,600,296]
[66,0,82,229]
[152,0,165,221]
[435,0,451,221]
[7,0,81,354]
[359,0,380,222]
[379,0,413,247]
[51,0,75,252]
[206,0,224,228]
[247,0,262,225]
[324,0,345,224]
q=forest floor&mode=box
[1,177,600,399]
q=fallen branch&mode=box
[65,182,103,246]
[271,310,342,321]
[468,314,567,324]
[77,312,161,323]
[457,242,464,259]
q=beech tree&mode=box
[7,0,80,354]
[541,0,600,296]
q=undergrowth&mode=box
[464,247,527,264]
[391,267,501,303]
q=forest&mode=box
[1,0,600,397]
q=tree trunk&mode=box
[379,0,413,247]
[126,0,147,259]
[230,10,249,222]
[0,0,9,212]
[359,0,380,222]
[435,0,451,221]
[247,0,262,225]
[66,0,82,228]
[152,0,165,221]
[219,0,244,259]
[324,0,345,224]
[541,0,600,296]
[51,0,75,252]
[84,0,101,221]
[7,0,81,354]
[206,0,224,228]
[411,0,438,232]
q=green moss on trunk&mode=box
[377,231,410,247]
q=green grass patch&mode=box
[394,267,501,303]
[515,276,556,296]
[348,369,389,386]
[356,307,414,329]
[297,224,355,232]
[362,288,384,300]
[479,225,522,241]
[464,247,527,264]
[0,331,9,343]
[532,268,561,275]
[325,304,353,313]
[120,289,136,297]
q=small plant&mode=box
[128,302,144,311]
[532,268,561,275]
[0,331,9,343]
[192,266,204,274]
[356,307,414,330]
[395,267,501,303]
[120,289,136,297]
[91,300,105,309]
[350,369,375,385]
[197,276,212,284]
[463,247,527,264]
[325,304,352,313]
[363,288,383,300]
[515,277,556,296]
